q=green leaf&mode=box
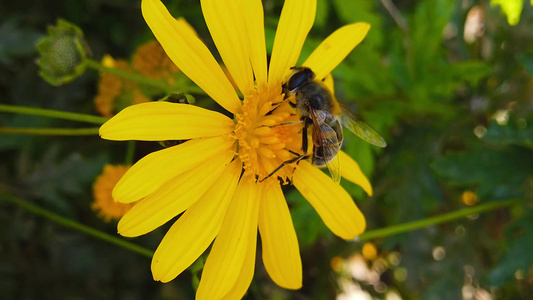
[518,52,533,74]
[488,234,533,285]
[444,61,493,84]
[22,145,108,215]
[488,211,533,286]
[380,126,446,223]
[431,145,533,199]
[421,277,462,300]
[484,120,533,148]
[330,0,382,46]
[264,26,276,55]
[314,0,330,29]
[423,61,492,100]
[409,0,454,78]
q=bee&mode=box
[262,66,386,183]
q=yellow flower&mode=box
[461,190,478,206]
[92,164,136,222]
[132,40,179,84]
[94,55,150,117]
[99,0,372,298]
[362,242,378,261]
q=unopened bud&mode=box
[36,19,90,86]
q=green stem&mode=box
[2,188,525,259]
[0,190,153,258]
[125,141,136,165]
[0,104,108,125]
[0,127,100,136]
[358,198,527,241]
[86,58,175,93]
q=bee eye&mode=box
[287,68,314,92]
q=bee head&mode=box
[284,67,315,94]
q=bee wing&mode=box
[309,110,342,184]
[339,105,386,148]
[324,146,341,184]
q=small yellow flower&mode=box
[92,164,136,222]
[461,190,478,206]
[100,0,372,298]
[94,55,150,117]
[331,256,345,273]
[132,40,179,84]
[362,242,378,261]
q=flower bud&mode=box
[36,19,89,86]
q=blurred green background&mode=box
[1,0,532,299]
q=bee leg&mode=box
[266,97,295,116]
[301,117,312,154]
[266,120,303,128]
[259,154,307,183]
[269,97,296,109]
[288,99,297,108]
[258,117,311,182]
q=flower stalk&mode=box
[0,189,153,258]
[125,141,136,165]
[86,58,176,94]
[0,127,100,136]
[1,186,525,258]
[0,104,108,125]
[357,198,528,242]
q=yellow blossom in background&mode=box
[92,164,136,222]
[362,242,378,261]
[99,0,373,298]
[331,256,345,273]
[94,55,150,117]
[94,56,125,117]
[95,40,179,118]
[132,40,179,84]
[461,190,478,206]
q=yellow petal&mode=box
[303,23,370,80]
[141,0,242,114]
[268,0,316,87]
[117,151,234,237]
[221,229,257,300]
[339,151,373,196]
[196,180,261,300]
[114,136,234,203]
[99,102,234,141]
[151,159,242,283]
[258,183,302,289]
[322,73,334,94]
[243,0,267,87]
[201,0,254,95]
[293,161,366,239]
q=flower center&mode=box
[233,85,303,183]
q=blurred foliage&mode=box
[1,0,533,299]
